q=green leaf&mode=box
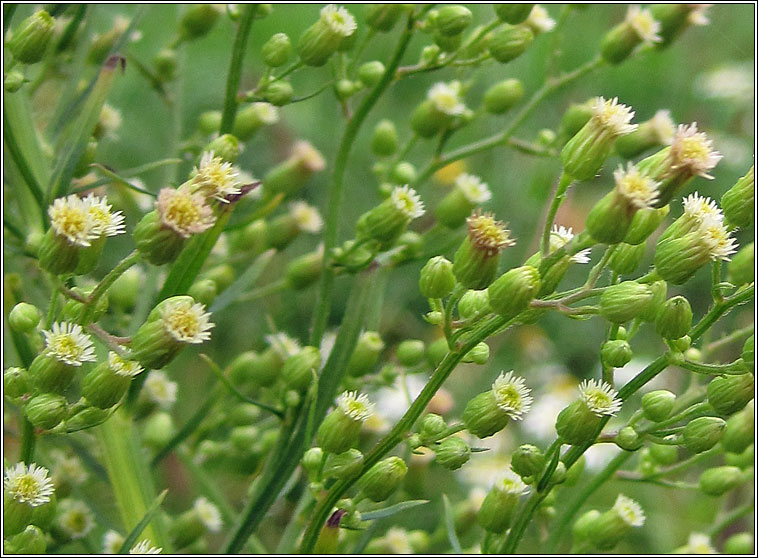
[442,494,462,554]
[117,489,168,554]
[360,500,430,521]
[210,249,275,313]
[90,163,158,197]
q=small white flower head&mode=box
[265,332,301,359]
[57,499,95,539]
[466,210,515,256]
[391,185,425,219]
[103,530,125,554]
[625,6,662,44]
[43,322,96,366]
[4,463,55,506]
[579,379,623,417]
[159,298,214,344]
[49,449,88,486]
[83,193,126,237]
[293,140,327,173]
[614,163,660,209]
[156,187,215,238]
[289,201,323,233]
[143,370,178,409]
[49,195,100,246]
[384,527,413,554]
[491,371,533,420]
[683,532,717,554]
[700,217,738,261]
[190,151,242,202]
[669,123,722,179]
[687,4,711,26]
[193,496,222,532]
[337,391,374,422]
[612,493,645,527]
[320,4,356,37]
[107,351,143,377]
[455,173,492,204]
[493,469,530,496]
[99,103,123,138]
[130,539,162,554]
[428,81,466,116]
[590,97,638,137]
[648,109,676,144]
[526,5,556,34]
[682,193,723,224]
[253,102,279,125]
[550,225,591,264]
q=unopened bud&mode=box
[282,346,320,393]
[419,256,456,299]
[396,340,426,367]
[371,119,398,157]
[683,416,726,453]
[286,249,323,290]
[323,449,364,480]
[727,242,754,287]
[600,281,654,323]
[458,289,490,321]
[302,447,325,478]
[346,331,384,377]
[615,426,643,451]
[179,4,220,40]
[263,80,294,106]
[204,134,240,163]
[358,60,385,88]
[601,339,633,369]
[623,205,669,245]
[707,373,754,415]
[364,4,405,32]
[641,390,676,422]
[649,443,678,465]
[419,413,448,442]
[24,393,68,430]
[655,296,693,340]
[153,48,177,81]
[483,79,524,114]
[463,342,490,364]
[722,404,754,454]
[511,444,545,478]
[608,243,646,275]
[494,4,534,24]
[198,110,222,135]
[9,10,55,65]
[4,70,25,92]
[262,32,291,67]
[435,5,472,36]
[6,525,46,554]
[435,437,471,470]
[724,533,754,555]
[9,302,40,333]
[699,465,744,496]
[488,266,541,318]
[357,456,407,502]
[743,336,754,372]
[487,24,533,64]
[721,166,754,229]
[4,367,31,401]
[556,400,603,446]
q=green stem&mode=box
[704,325,754,357]
[709,501,754,537]
[678,359,747,375]
[219,5,256,134]
[20,418,36,464]
[690,285,754,342]
[80,250,140,324]
[541,172,574,256]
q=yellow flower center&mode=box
[584,388,612,409]
[468,212,513,255]
[165,307,200,339]
[495,384,521,408]
[53,207,88,239]
[14,476,40,500]
[51,335,82,361]
[164,194,202,230]
[679,136,710,162]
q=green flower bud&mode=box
[282,346,320,392]
[458,289,490,321]
[637,279,666,322]
[726,443,754,470]
[558,101,594,144]
[435,174,491,229]
[317,391,373,454]
[649,443,678,465]
[435,6,472,36]
[262,32,291,67]
[335,78,359,101]
[483,79,524,114]
[364,4,405,32]
[4,69,26,92]
[743,336,754,372]
[728,242,754,286]
[3,495,33,537]
[396,340,426,367]
[487,24,534,64]
[298,5,356,67]
[433,29,463,53]
[143,412,176,449]
[356,185,425,248]
[263,80,294,106]
[205,134,240,163]
[615,426,643,451]
[358,456,408,502]
[655,296,693,340]
[588,495,645,550]
[153,48,178,81]
[233,102,279,141]
[683,416,726,453]
[600,281,653,323]
[426,337,449,368]
[419,257,456,299]
[198,110,222,135]
[477,471,527,533]
[463,391,509,439]
[24,393,68,430]
[641,390,676,422]
[419,413,447,442]
[28,354,75,395]
[65,405,111,432]
[358,60,385,87]
[286,249,323,290]
[391,161,417,185]
[699,465,744,496]
[346,331,384,377]
[9,10,55,65]
[38,227,82,275]
[7,524,46,554]
[169,507,206,550]
[9,302,41,333]
[463,342,490,365]
[371,119,398,157]
[4,367,31,401]
[586,192,633,245]
[323,449,364,480]
[435,437,471,470]
[563,455,586,487]
[302,447,325,478]
[179,4,220,40]
[556,400,603,446]
[601,339,633,369]
[623,205,669,245]
[494,4,534,24]
[608,243,646,275]
[722,404,754,454]
[133,210,187,266]
[616,110,676,160]
[511,444,546,478]
[707,374,754,416]
[488,266,541,318]
[724,532,754,555]
[721,166,754,228]
[187,279,218,307]
[649,4,698,47]
[572,509,601,548]
[410,99,450,137]
[82,352,143,409]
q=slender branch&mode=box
[80,250,141,324]
[219,5,256,134]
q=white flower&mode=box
[384,527,413,554]
[682,193,724,224]
[466,211,515,256]
[49,195,101,246]
[614,162,660,209]
[320,4,356,37]
[253,102,279,124]
[493,469,530,496]
[103,530,125,554]
[550,226,590,264]
[57,499,95,539]
[43,322,96,366]
[143,370,178,409]
[83,193,126,237]
[491,371,533,420]
[108,351,143,377]
[390,185,425,219]
[626,6,662,44]
[265,332,301,359]
[99,104,122,138]
[680,532,717,554]
[700,217,738,261]
[525,5,556,34]
[612,493,645,527]
[159,298,214,344]
[130,539,162,554]
[190,151,242,202]
[156,186,215,238]
[337,391,374,422]
[669,123,722,179]
[290,201,323,233]
[193,497,222,532]
[455,174,491,204]
[590,97,638,137]
[648,109,676,144]
[579,379,622,417]
[4,463,55,506]
[292,141,326,173]
[49,449,88,486]
[687,5,711,26]
[428,81,466,116]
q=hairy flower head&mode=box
[159,298,214,344]
[107,351,143,377]
[49,195,100,246]
[391,185,425,219]
[669,123,722,179]
[4,463,55,506]
[612,493,646,527]
[682,193,723,224]
[130,540,162,554]
[492,371,533,420]
[290,201,323,233]
[700,217,738,261]
[253,102,279,124]
[103,530,125,554]
[320,4,356,37]
[579,379,622,416]
[143,370,177,408]
[265,332,301,359]
[57,499,94,539]
[687,5,712,26]
[428,81,466,116]
[455,173,492,204]
[526,5,556,33]
[648,109,676,144]
[682,532,717,554]
[493,469,529,495]
[43,322,96,366]
[156,187,215,238]
[466,211,515,256]
[590,97,637,137]
[190,151,242,202]
[193,497,222,532]
[550,225,591,264]
[337,391,374,422]
[84,193,126,237]
[626,6,662,43]
[614,163,660,209]
[292,141,327,173]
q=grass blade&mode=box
[360,499,430,521]
[210,249,275,312]
[116,489,168,554]
[442,494,462,554]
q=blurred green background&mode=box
[4,4,755,554]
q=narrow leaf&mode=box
[90,163,157,197]
[442,494,462,554]
[117,489,168,554]
[360,500,430,521]
[210,249,275,312]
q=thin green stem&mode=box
[709,501,754,537]
[704,325,754,357]
[678,359,747,375]
[20,418,36,464]
[80,250,140,324]
[219,5,256,134]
